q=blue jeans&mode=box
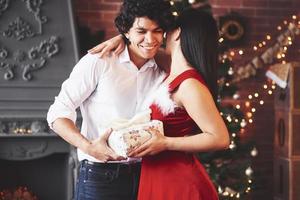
[75,160,141,200]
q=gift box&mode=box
[108,120,164,157]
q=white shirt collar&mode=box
[118,46,158,70]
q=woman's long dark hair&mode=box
[177,9,219,101]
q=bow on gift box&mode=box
[107,109,152,131]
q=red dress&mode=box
[137,69,219,200]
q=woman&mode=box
[90,9,229,200]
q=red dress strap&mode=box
[169,69,206,92]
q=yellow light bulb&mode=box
[266,35,271,40]
[260,100,264,105]
[247,112,253,118]
[268,90,273,95]
[172,12,178,16]
[245,101,250,107]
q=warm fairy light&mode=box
[277,53,282,59]
[235,119,239,123]
[247,112,253,118]
[229,141,236,149]
[223,54,228,59]
[277,26,282,30]
[227,116,232,122]
[281,53,285,58]
[272,85,276,89]
[240,119,247,127]
[253,46,258,51]
[220,112,223,116]
[266,35,271,40]
[233,93,240,99]
[251,108,256,112]
[248,95,253,99]
[230,51,235,56]
[225,82,230,87]
[288,36,292,41]
[228,67,234,75]
[219,37,224,43]
[245,101,250,107]
[283,20,288,25]
[172,11,178,16]
[288,41,292,45]
[283,46,288,51]
[282,60,286,64]
[223,191,229,196]
[236,193,240,198]
[254,93,259,97]
[262,41,266,45]
[236,104,241,109]
[170,1,174,5]
[263,84,268,89]
[258,43,263,48]
[232,133,237,137]
[249,119,253,123]
[260,100,264,105]
[238,50,244,55]
[268,90,273,95]
[292,15,297,20]
[248,180,252,183]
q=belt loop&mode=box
[115,164,120,178]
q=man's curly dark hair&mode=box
[115,0,175,35]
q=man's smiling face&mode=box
[125,17,164,67]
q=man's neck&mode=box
[127,46,148,69]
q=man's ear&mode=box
[174,27,181,41]
[124,33,130,41]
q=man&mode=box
[46,0,174,200]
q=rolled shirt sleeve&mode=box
[47,53,104,129]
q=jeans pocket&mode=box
[86,167,116,184]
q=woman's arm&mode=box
[166,79,230,152]
[128,79,229,157]
[88,35,125,57]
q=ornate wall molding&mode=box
[2,17,35,40]
[22,0,47,34]
[0,0,10,16]
[0,0,59,81]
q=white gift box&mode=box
[108,120,164,157]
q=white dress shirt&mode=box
[47,47,163,163]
